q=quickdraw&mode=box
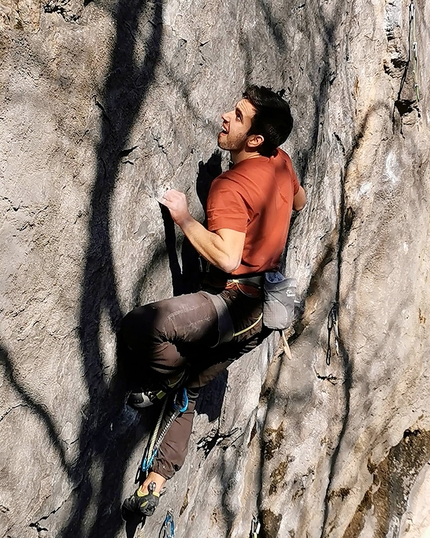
[326,303,339,366]
[173,387,188,413]
[250,515,261,537]
[159,510,175,538]
[409,1,420,102]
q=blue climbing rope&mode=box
[137,389,189,479]
[174,387,188,413]
[141,449,158,473]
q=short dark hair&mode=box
[243,85,293,157]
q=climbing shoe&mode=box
[122,481,160,518]
[127,370,188,410]
[127,389,166,410]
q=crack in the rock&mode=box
[93,97,112,127]
[333,132,346,156]
[313,366,338,385]
[153,135,167,155]
[29,496,70,535]
[43,0,81,22]
[394,98,415,116]
[152,135,176,171]
[0,403,28,422]
[29,521,49,535]
[118,146,139,158]
[197,427,242,458]
[119,145,139,165]
[388,1,420,133]
[320,105,357,535]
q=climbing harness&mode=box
[136,388,189,482]
[326,303,339,366]
[233,313,263,337]
[409,1,420,102]
[250,515,261,537]
[159,510,175,538]
[202,279,263,347]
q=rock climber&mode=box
[120,85,306,518]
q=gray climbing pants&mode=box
[120,285,267,479]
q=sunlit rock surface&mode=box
[1,0,429,536]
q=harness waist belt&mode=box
[227,274,264,288]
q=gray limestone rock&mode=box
[1,0,430,536]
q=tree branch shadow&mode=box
[58,0,165,536]
[0,342,73,479]
[320,101,391,537]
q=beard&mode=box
[217,131,248,152]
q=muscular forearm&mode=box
[178,215,240,273]
[160,189,244,273]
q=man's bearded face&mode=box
[218,99,256,153]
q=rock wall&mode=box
[1,0,429,537]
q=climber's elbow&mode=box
[293,186,306,211]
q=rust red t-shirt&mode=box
[206,149,299,275]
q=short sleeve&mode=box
[278,148,300,195]
[292,169,300,195]
[206,176,249,233]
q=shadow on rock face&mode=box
[195,369,228,423]
[65,0,165,536]
[159,149,223,297]
[196,149,223,210]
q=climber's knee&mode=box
[120,304,159,353]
